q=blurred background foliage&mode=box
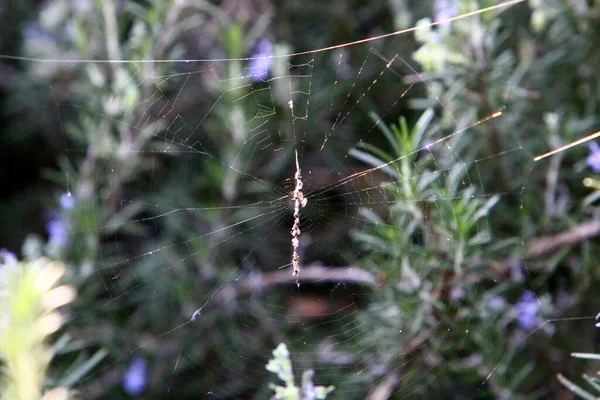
[1,0,600,399]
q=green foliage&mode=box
[3,0,600,398]
[558,349,600,398]
[558,368,600,400]
[352,109,499,276]
[7,0,291,396]
[266,343,334,400]
[347,0,600,397]
[349,109,533,398]
[558,349,600,399]
[0,256,72,400]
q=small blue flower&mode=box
[59,193,75,210]
[485,295,506,311]
[47,218,69,247]
[434,0,458,29]
[23,24,61,43]
[0,249,17,267]
[123,356,148,396]
[46,193,74,247]
[587,142,600,173]
[248,39,273,82]
[514,291,540,330]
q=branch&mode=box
[525,218,600,260]
[494,218,600,277]
[231,263,378,296]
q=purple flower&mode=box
[23,24,62,44]
[46,193,74,247]
[59,193,75,210]
[449,285,464,302]
[514,291,540,330]
[434,0,458,29]
[123,356,148,396]
[47,218,69,246]
[0,249,17,267]
[485,295,506,311]
[248,39,273,82]
[587,142,600,173]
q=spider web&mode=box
[4,0,589,398]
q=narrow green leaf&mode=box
[358,142,394,164]
[369,111,401,157]
[581,374,600,394]
[58,349,108,387]
[557,374,597,400]
[412,108,435,147]
[349,148,399,179]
